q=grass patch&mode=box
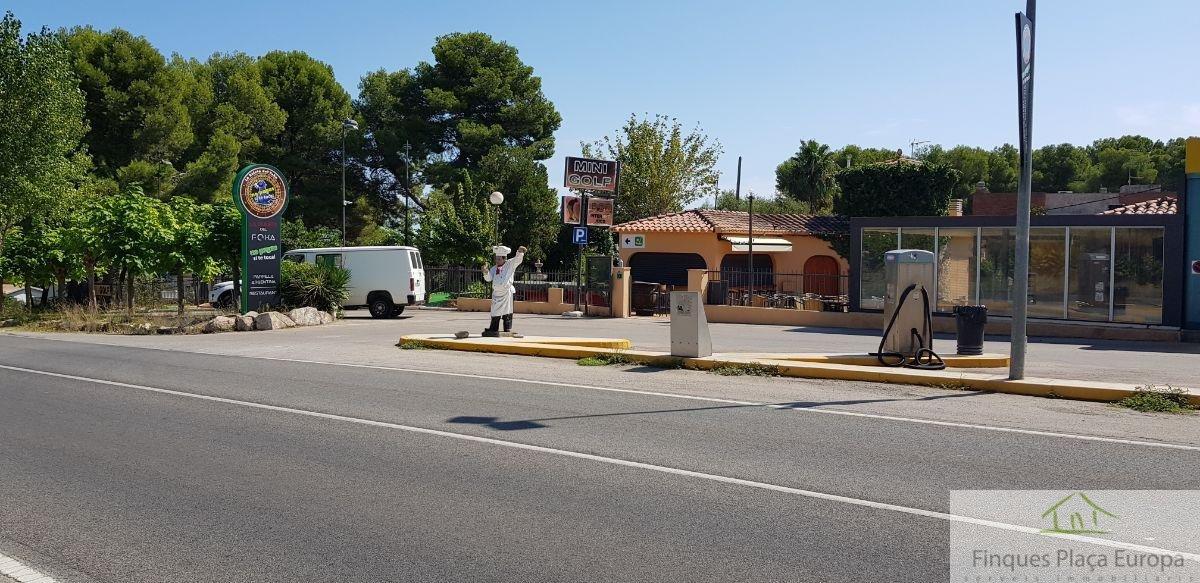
[1115,386,1196,414]
[399,339,438,350]
[931,381,973,391]
[709,362,781,377]
[576,351,633,367]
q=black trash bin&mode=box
[954,305,988,356]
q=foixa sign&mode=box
[231,164,289,313]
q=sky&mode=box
[8,0,1200,204]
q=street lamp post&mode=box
[403,142,412,247]
[341,118,359,246]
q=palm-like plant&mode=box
[775,140,838,214]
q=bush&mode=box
[281,261,350,312]
[1116,386,1195,413]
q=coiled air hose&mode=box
[872,283,946,370]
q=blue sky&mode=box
[9,0,1199,203]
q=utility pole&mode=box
[403,142,412,247]
[747,191,755,304]
[341,118,358,246]
[734,156,742,200]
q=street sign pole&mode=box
[1010,0,1036,380]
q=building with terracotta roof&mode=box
[1101,196,1177,215]
[611,209,849,291]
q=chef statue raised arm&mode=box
[481,244,527,337]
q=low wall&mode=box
[457,297,611,317]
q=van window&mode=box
[316,253,343,268]
[284,254,305,263]
[409,251,423,269]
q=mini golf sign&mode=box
[232,164,289,313]
[564,156,618,193]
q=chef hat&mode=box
[492,245,511,257]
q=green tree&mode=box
[64,26,193,194]
[920,145,992,198]
[1087,147,1157,191]
[257,50,356,225]
[986,145,1019,192]
[477,147,558,259]
[204,201,243,307]
[775,140,837,214]
[0,12,87,296]
[830,145,901,169]
[828,161,959,257]
[584,114,721,224]
[709,189,813,214]
[90,186,176,313]
[1032,143,1092,192]
[165,198,221,314]
[172,52,287,202]
[415,175,495,267]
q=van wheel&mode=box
[216,291,233,309]
[369,296,394,319]
[391,305,405,317]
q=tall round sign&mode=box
[231,164,289,313]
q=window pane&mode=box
[316,253,343,269]
[1113,228,1164,324]
[935,228,977,312]
[978,228,1015,316]
[1028,228,1066,319]
[899,228,935,253]
[860,228,897,309]
[1067,228,1111,321]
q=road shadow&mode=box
[446,390,991,431]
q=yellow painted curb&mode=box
[397,334,1197,406]
[727,353,1008,369]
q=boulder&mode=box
[244,311,259,319]
[203,315,237,333]
[133,322,156,335]
[0,319,17,328]
[234,315,256,331]
[288,307,322,326]
[255,311,295,330]
[318,311,335,325]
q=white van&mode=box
[284,246,426,318]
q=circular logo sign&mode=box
[1021,24,1032,65]
[238,166,288,219]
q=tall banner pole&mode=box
[1185,137,1200,330]
[1010,0,1036,380]
[231,164,289,314]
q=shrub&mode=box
[710,363,780,377]
[1115,386,1196,413]
[281,261,350,312]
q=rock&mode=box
[318,311,335,325]
[133,322,155,335]
[234,315,256,331]
[287,307,322,326]
[454,330,470,339]
[156,326,178,335]
[244,311,259,319]
[0,319,17,327]
[255,311,295,330]
[203,315,237,333]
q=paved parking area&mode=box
[386,309,1198,388]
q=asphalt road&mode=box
[2,335,1198,582]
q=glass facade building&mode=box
[849,215,1183,327]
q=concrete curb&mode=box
[398,334,1198,406]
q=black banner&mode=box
[232,164,289,313]
[1015,1,1035,167]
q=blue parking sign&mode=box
[572,226,588,245]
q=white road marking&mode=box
[3,362,1198,562]
[6,334,1200,452]
[0,552,57,583]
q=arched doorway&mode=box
[803,255,841,296]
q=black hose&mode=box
[872,283,946,370]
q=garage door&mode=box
[629,252,706,286]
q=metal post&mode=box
[341,125,347,246]
[748,192,755,304]
[575,196,585,312]
[1010,0,1036,380]
[735,156,742,201]
[403,142,412,247]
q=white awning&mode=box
[720,236,792,252]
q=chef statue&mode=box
[481,244,527,336]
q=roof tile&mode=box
[613,209,846,235]
[1100,196,1177,215]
